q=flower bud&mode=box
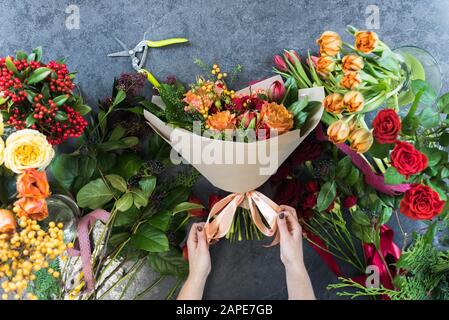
[355,31,379,54]
[323,93,345,114]
[268,80,286,102]
[284,50,301,65]
[0,209,16,234]
[273,55,288,72]
[316,31,342,56]
[343,91,365,113]
[340,71,362,90]
[239,110,258,129]
[316,56,336,77]
[327,120,350,144]
[342,55,364,72]
[349,127,373,153]
[342,195,357,208]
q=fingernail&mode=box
[197,226,203,232]
[279,212,285,219]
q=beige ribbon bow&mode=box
[204,191,282,245]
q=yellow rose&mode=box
[4,129,55,173]
[349,127,373,153]
[0,138,4,166]
[355,31,379,54]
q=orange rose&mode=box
[323,93,345,114]
[316,56,336,76]
[355,31,379,54]
[16,169,50,199]
[316,31,341,56]
[327,120,350,144]
[0,209,16,234]
[349,127,373,153]
[183,88,214,113]
[340,71,362,90]
[13,197,48,221]
[343,91,365,113]
[260,102,294,134]
[206,111,236,131]
[342,55,364,72]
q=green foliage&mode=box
[30,259,61,300]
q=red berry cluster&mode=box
[47,61,74,93]
[0,54,87,145]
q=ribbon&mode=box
[204,191,281,245]
[305,230,343,277]
[315,124,410,195]
[67,209,110,292]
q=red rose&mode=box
[188,195,207,217]
[305,181,319,193]
[342,195,357,208]
[390,141,428,178]
[373,109,401,144]
[274,179,302,207]
[400,184,445,220]
[303,193,318,209]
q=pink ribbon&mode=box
[315,124,410,195]
[67,209,110,292]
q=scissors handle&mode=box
[146,38,188,48]
[139,68,160,88]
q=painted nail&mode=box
[279,212,285,219]
[197,226,203,232]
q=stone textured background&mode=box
[0,0,448,299]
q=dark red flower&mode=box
[390,141,428,178]
[400,184,445,220]
[208,194,223,210]
[289,136,322,165]
[273,55,288,72]
[302,193,318,209]
[188,195,207,217]
[182,244,189,261]
[274,179,302,207]
[298,208,314,220]
[373,109,401,144]
[342,195,357,208]
[270,161,292,184]
[305,181,319,193]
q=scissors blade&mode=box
[107,50,130,57]
[113,36,130,51]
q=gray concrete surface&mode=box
[0,0,447,299]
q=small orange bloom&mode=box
[323,93,345,114]
[349,127,374,153]
[342,55,364,72]
[0,209,16,234]
[206,111,236,131]
[327,120,350,144]
[340,71,362,90]
[261,102,294,134]
[13,197,49,221]
[316,31,342,56]
[316,56,336,77]
[343,91,365,113]
[183,89,213,113]
[16,169,50,199]
[355,31,379,54]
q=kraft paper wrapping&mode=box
[144,76,324,193]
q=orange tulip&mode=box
[342,55,364,72]
[323,93,345,114]
[0,209,16,234]
[340,71,362,90]
[316,31,341,56]
[13,197,49,221]
[327,120,350,144]
[316,56,336,77]
[343,91,365,113]
[16,168,50,199]
[349,127,374,153]
[355,31,379,54]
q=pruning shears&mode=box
[107,35,188,87]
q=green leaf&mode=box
[421,147,443,167]
[114,206,139,227]
[98,110,107,136]
[351,221,376,244]
[132,188,148,209]
[148,248,188,277]
[369,141,392,159]
[106,174,128,192]
[116,193,133,212]
[32,47,43,62]
[109,125,126,141]
[76,178,114,209]
[55,111,68,121]
[418,108,440,129]
[73,103,91,116]
[316,181,336,212]
[345,167,360,186]
[384,166,405,185]
[139,176,157,198]
[161,186,190,211]
[440,132,449,147]
[172,202,204,215]
[78,156,96,181]
[130,223,169,252]
[16,51,28,61]
[50,154,79,189]
[5,56,19,76]
[113,90,126,106]
[52,95,69,107]
[411,80,437,106]
[437,93,449,114]
[351,210,371,226]
[26,113,36,127]
[121,136,139,147]
[147,210,172,231]
[112,153,144,180]
[27,67,52,85]
[336,156,352,179]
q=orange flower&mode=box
[342,55,364,72]
[323,93,345,114]
[260,102,294,134]
[343,91,365,113]
[13,197,48,221]
[0,209,16,234]
[16,169,50,199]
[355,31,379,54]
[340,71,362,90]
[349,127,373,153]
[316,31,341,56]
[327,120,350,144]
[183,89,213,113]
[316,56,336,76]
[206,111,236,131]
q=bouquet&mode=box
[144,62,323,241]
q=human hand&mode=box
[276,205,305,273]
[186,222,211,281]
